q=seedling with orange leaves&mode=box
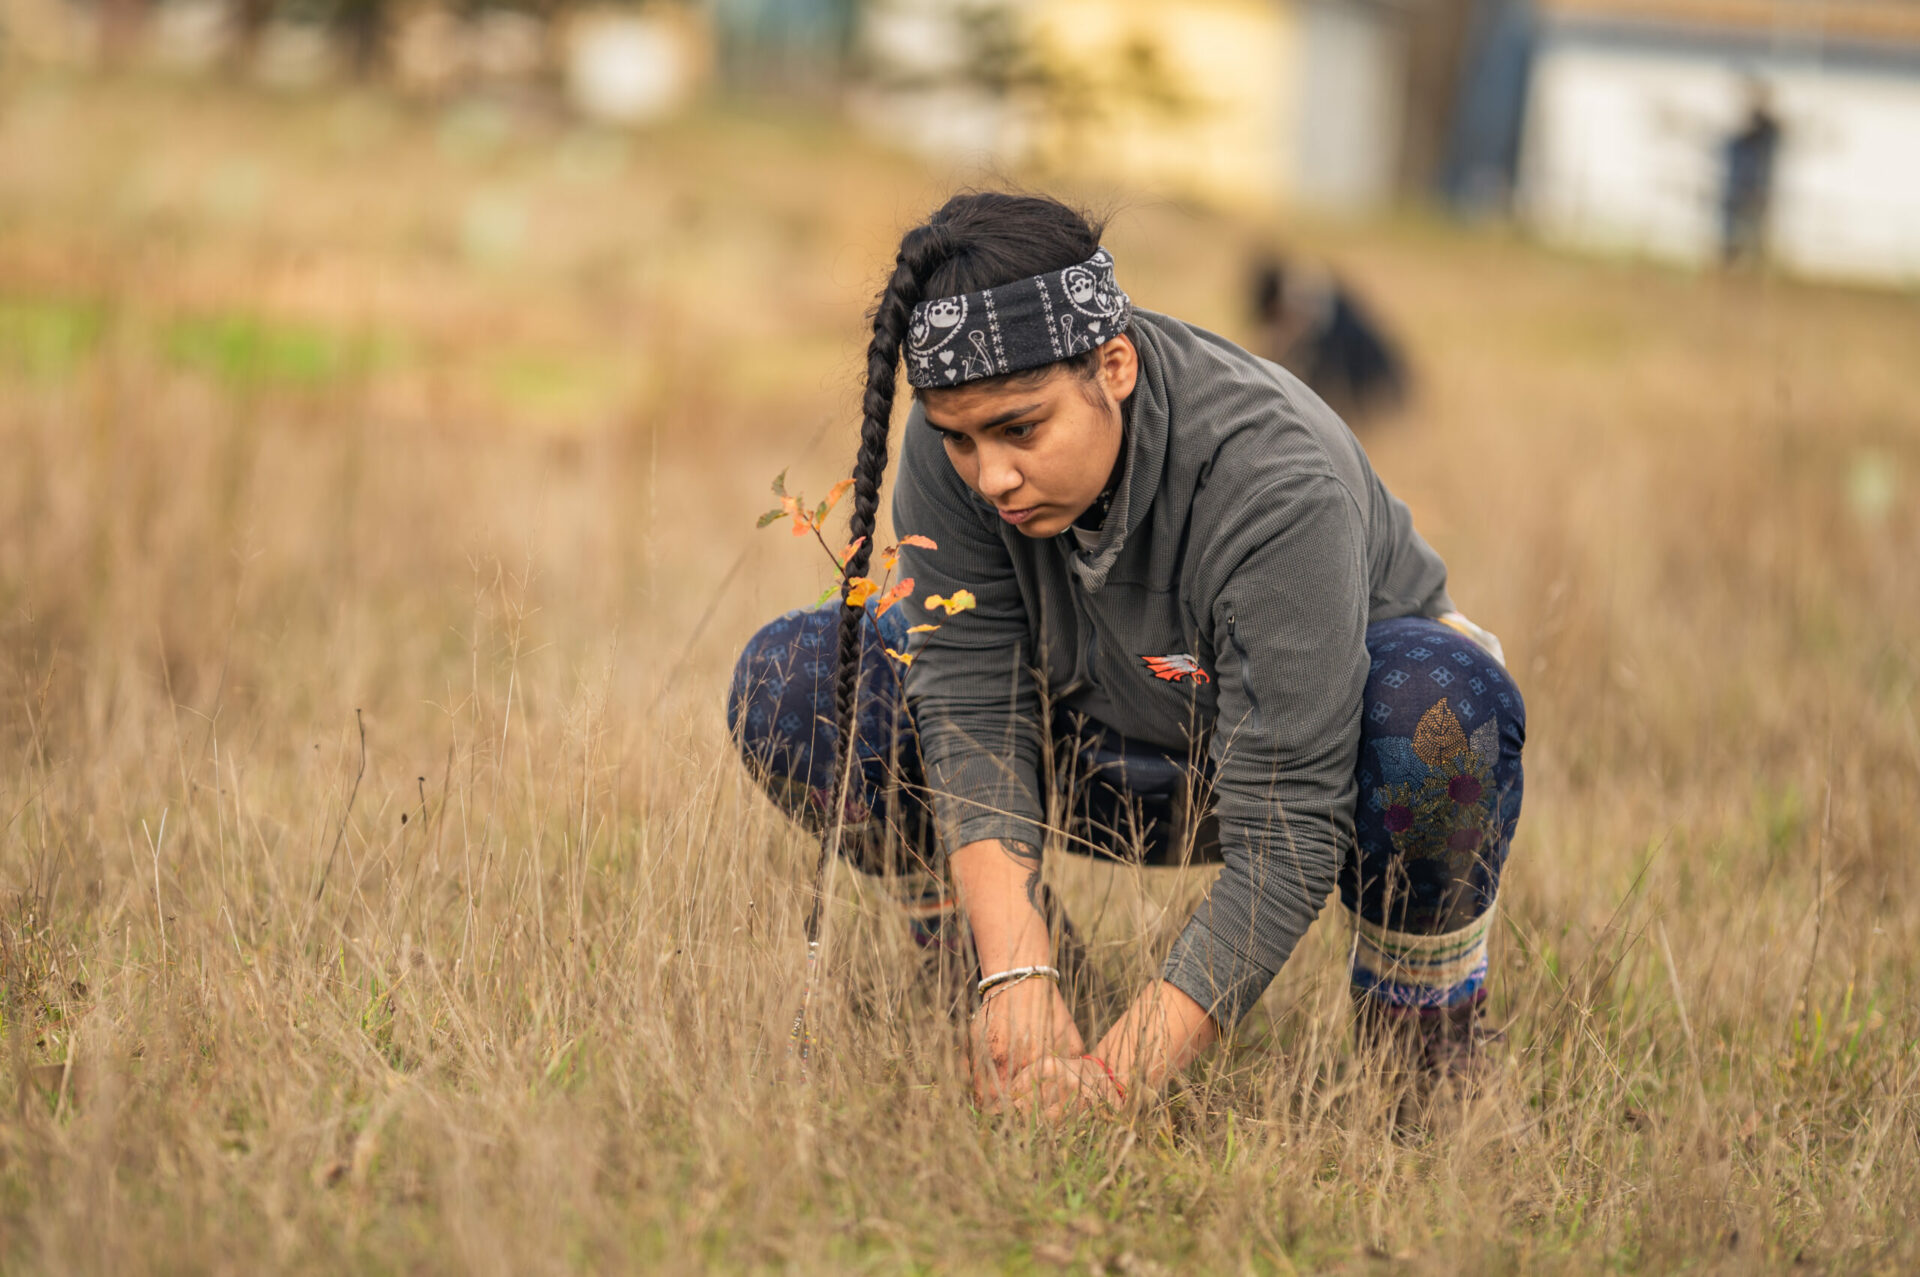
[756,470,974,665]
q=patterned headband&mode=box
[904,247,1132,389]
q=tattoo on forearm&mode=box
[1001,839,1044,913]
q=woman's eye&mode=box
[940,431,970,449]
[1003,423,1034,441]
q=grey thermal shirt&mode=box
[893,309,1453,1028]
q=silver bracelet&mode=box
[976,964,1061,997]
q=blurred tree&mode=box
[856,1,1194,131]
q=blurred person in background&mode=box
[1248,256,1409,428]
[729,192,1524,1116]
[1719,79,1783,268]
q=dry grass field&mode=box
[2,70,1917,1274]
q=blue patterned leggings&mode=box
[727,607,1525,1010]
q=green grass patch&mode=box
[161,312,399,388]
[0,295,106,378]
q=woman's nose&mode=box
[977,447,1023,500]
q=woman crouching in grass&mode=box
[728,192,1525,1116]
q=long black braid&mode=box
[828,225,941,804]
[802,225,941,945]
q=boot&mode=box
[1353,990,1502,1097]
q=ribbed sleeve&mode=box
[1159,476,1371,1026]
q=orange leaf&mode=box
[823,478,855,514]
[839,536,866,567]
[874,577,915,618]
[898,534,938,551]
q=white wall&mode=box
[851,0,1029,163]
[1519,32,1920,286]
[1291,0,1407,211]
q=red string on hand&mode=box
[1082,1054,1126,1104]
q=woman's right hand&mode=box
[948,836,1080,1106]
[969,976,1085,1109]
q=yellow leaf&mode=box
[880,549,899,574]
[925,589,977,616]
[845,577,880,607]
[907,624,939,634]
[884,648,915,667]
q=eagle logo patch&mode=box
[1141,653,1211,685]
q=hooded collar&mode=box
[1067,321,1169,593]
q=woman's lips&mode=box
[997,506,1039,525]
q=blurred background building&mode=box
[4,0,1916,285]
[1520,0,1920,285]
[851,0,1512,213]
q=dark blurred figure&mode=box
[1720,81,1782,267]
[1249,257,1409,427]
[337,0,393,77]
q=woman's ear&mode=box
[1096,335,1139,403]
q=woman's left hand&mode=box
[1004,1055,1125,1122]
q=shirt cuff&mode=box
[1159,915,1280,1030]
[939,809,1048,857]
